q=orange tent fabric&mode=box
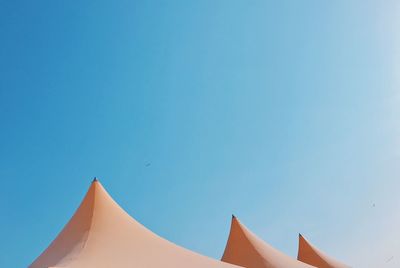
[221,216,315,268]
[297,234,350,268]
[29,180,242,268]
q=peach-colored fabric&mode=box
[30,180,243,268]
[221,216,315,268]
[297,234,350,268]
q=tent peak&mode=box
[92,177,98,183]
[297,234,350,268]
[30,178,240,268]
[222,217,314,268]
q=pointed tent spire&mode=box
[221,217,315,268]
[297,234,350,268]
[30,180,241,268]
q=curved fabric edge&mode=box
[297,234,350,268]
[30,180,243,268]
[221,215,316,268]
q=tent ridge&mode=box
[68,181,99,265]
[64,181,100,266]
[29,180,98,268]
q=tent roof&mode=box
[297,234,350,268]
[30,180,242,268]
[221,216,315,268]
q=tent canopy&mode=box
[221,216,315,268]
[30,180,242,268]
[297,234,350,268]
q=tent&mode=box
[221,216,315,268]
[297,234,350,268]
[29,179,242,268]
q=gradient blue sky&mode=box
[1,1,399,267]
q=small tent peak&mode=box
[222,217,315,268]
[231,215,241,222]
[297,234,351,268]
[230,215,241,226]
[92,177,98,183]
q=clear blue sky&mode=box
[1,1,399,267]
